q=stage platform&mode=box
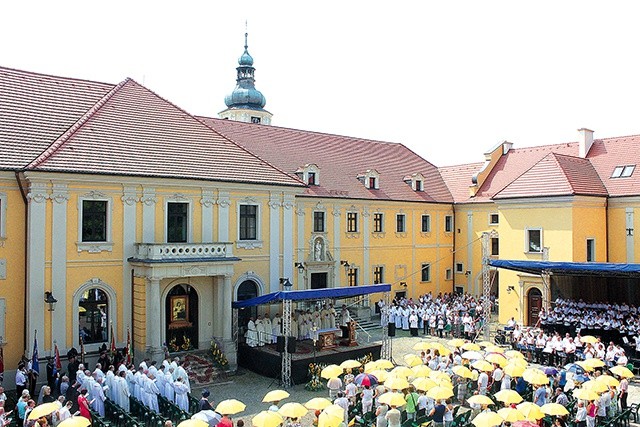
[238,338,382,385]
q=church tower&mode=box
[218,33,273,125]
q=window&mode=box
[0,193,6,239]
[445,215,453,232]
[612,165,635,178]
[82,200,107,242]
[369,177,377,189]
[396,214,406,232]
[250,116,261,124]
[347,212,358,233]
[308,172,316,185]
[239,205,258,240]
[313,211,325,232]
[421,264,431,282]
[348,268,358,286]
[421,215,431,232]
[79,288,108,344]
[455,263,464,273]
[373,266,384,284]
[415,180,423,191]
[445,268,453,280]
[489,213,499,225]
[526,229,542,253]
[491,237,499,256]
[373,213,384,233]
[167,202,188,243]
[587,238,595,262]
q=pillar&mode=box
[51,184,69,351]
[26,182,47,355]
[145,277,163,361]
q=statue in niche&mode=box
[314,238,324,261]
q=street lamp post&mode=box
[311,325,318,364]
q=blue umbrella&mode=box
[544,367,559,376]
[574,374,589,383]
[564,363,585,375]
[354,373,378,386]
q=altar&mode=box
[315,328,341,351]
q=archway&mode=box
[165,284,199,352]
[527,287,543,326]
[236,280,259,331]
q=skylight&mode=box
[612,165,635,178]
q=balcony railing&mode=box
[133,242,234,261]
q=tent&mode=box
[489,260,640,278]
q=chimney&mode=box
[578,128,594,158]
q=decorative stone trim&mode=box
[236,240,264,249]
[76,242,114,253]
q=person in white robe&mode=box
[126,367,136,400]
[91,376,106,417]
[402,307,410,330]
[105,366,115,401]
[245,318,258,347]
[297,312,305,339]
[291,316,298,339]
[145,374,160,413]
[84,371,96,401]
[321,307,330,329]
[56,401,73,425]
[164,368,175,401]
[133,368,144,401]
[173,378,189,412]
[171,358,179,380]
[256,316,266,346]
[148,361,158,379]
[394,306,403,329]
[328,305,337,329]
[175,362,191,394]
[272,314,282,343]
[115,371,130,411]
[93,363,105,383]
[263,313,273,345]
[155,366,166,401]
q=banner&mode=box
[31,330,40,375]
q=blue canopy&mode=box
[232,284,391,308]
[489,259,640,278]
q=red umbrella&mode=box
[354,373,378,387]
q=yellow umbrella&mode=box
[541,403,569,416]
[505,350,525,359]
[522,368,546,382]
[370,369,389,383]
[583,380,608,393]
[477,341,493,348]
[610,365,634,379]
[471,411,503,427]
[485,353,507,367]
[429,371,451,382]
[580,335,598,344]
[576,361,595,372]
[413,342,432,351]
[507,357,528,368]
[404,354,423,367]
[426,386,454,400]
[364,361,379,373]
[385,376,410,391]
[497,408,525,422]
[375,359,395,370]
[485,345,505,354]
[468,395,495,406]
[179,421,209,427]
[431,343,451,356]
[583,358,605,369]
[215,399,246,415]
[253,411,284,427]
[412,377,437,392]
[503,364,526,378]
[472,360,495,372]
[304,397,333,411]
[596,375,620,387]
[379,392,407,406]
[494,389,523,404]
[321,364,344,379]
[318,412,342,427]
[58,417,92,427]
[516,402,544,420]
[28,402,62,420]
[411,365,432,378]
[451,365,474,379]
[340,359,362,369]
[391,366,415,378]
[263,390,290,403]
[448,338,466,347]
[322,405,345,420]
[278,402,309,419]
[525,372,549,385]
[572,388,599,401]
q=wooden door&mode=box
[527,287,542,326]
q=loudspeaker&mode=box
[276,335,285,353]
[388,323,396,337]
[287,336,297,353]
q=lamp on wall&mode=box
[340,260,351,274]
[400,282,407,288]
[44,291,58,312]
[507,285,515,294]
[295,262,305,273]
[464,271,471,276]
[280,278,293,291]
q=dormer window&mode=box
[359,169,380,189]
[415,180,423,191]
[296,163,320,186]
[404,173,425,192]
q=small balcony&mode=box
[132,242,234,262]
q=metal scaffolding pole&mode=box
[380,292,391,360]
[281,298,292,388]
[481,230,497,341]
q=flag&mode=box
[54,343,62,371]
[126,327,132,365]
[0,346,4,381]
[109,322,116,358]
[79,336,85,365]
[31,330,40,375]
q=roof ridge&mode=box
[26,78,131,169]
[552,153,608,195]
[0,64,115,87]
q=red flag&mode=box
[54,343,62,371]
[109,322,116,357]
[126,327,132,365]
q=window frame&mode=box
[612,165,635,178]
[347,212,359,233]
[421,263,431,282]
[586,238,596,262]
[444,215,453,233]
[526,228,543,253]
[347,267,359,286]
[0,193,6,239]
[491,237,499,256]
[165,200,192,243]
[489,213,499,225]
[455,263,464,273]
[77,194,113,253]
[421,214,431,233]
[308,172,317,185]
[238,203,260,241]
[373,266,384,284]
[313,211,326,233]
[396,213,406,233]
[373,212,384,233]
[445,268,453,280]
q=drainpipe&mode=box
[15,170,28,355]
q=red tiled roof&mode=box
[438,162,484,203]
[199,117,454,203]
[586,135,640,197]
[493,153,608,199]
[0,66,115,169]
[1,66,303,187]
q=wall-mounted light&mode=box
[340,260,351,274]
[44,291,58,312]
[507,285,515,294]
[295,262,305,273]
[464,271,471,276]
[279,277,293,291]
[400,282,407,288]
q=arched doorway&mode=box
[165,285,199,352]
[237,280,259,332]
[527,287,543,326]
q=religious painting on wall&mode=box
[170,295,189,326]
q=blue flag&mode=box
[31,331,40,375]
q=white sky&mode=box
[3,0,640,166]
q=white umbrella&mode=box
[192,411,222,427]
